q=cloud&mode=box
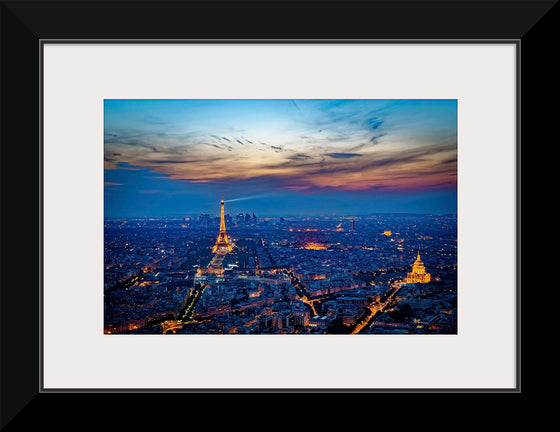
[367,118,383,130]
[104,100,456,194]
[369,132,386,144]
[325,153,362,159]
[286,153,313,160]
[290,100,303,115]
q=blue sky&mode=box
[104,99,457,217]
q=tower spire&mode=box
[213,197,233,253]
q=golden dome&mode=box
[412,251,426,273]
[405,250,431,284]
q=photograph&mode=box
[104,99,458,335]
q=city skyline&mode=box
[104,212,457,335]
[104,99,457,217]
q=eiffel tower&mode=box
[212,198,233,253]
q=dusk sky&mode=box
[104,99,457,217]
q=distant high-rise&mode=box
[405,251,431,283]
[350,220,355,231]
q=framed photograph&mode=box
[1,0,552,426]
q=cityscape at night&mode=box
[104,99,457,335]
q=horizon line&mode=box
[105,212,458,219]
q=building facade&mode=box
[405,251,431,284]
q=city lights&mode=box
[104,212,457,335]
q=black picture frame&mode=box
[1,0,554,427]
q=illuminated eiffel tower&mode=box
[212,198,233,253]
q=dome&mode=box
[412,251,425,273]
